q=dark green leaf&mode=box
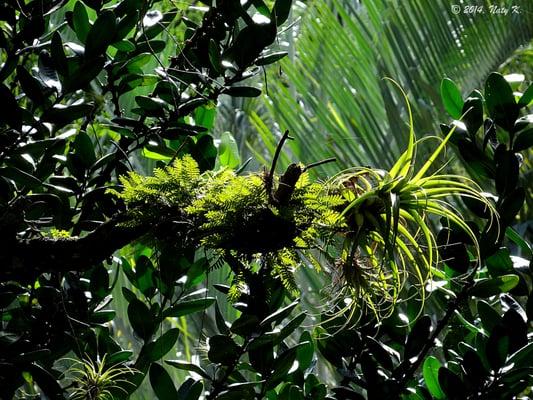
[176,378,204,400]
[502,309,527,353]
[112,39,136,52]
[0,84,22,129]
[405,315,432,359]
[191,134,217,172]
[89,264,109,300]
[486,325,509,370]
[214,302,230,335]
[135,255,155,296]
[149,363,178,400]
[73,1,90,43]
[499,187,525,225]
[274,0,292,25]
[144,328,180,362]
[470,274,519,297]
[461,350,487,386]
[261,300,299,327]
[518,83,533,107]
[423,356,444,400]
[136,95,167,112]
[440,78,463,119]
[17,66,45,105]
[163,298,215,318]
[507,342,533,369]
[184,380,203,400]
[296,331,314,370]
[231,314,260,337]
[63,56,105,93]
[116,11,138,40]
[477,300,500,333]
[38,59,57,91]
[123,52,153,73]
[277,312,306,343]
[266,344,301,389]
[208,335,239,365]
[85,10,117,58]
[0,166,41,188]
[208,39,222,73]
[42,104,94,124]
[121,287,137,303]
[128,298,154,341]
[89,310,116,323]
[248,331,279,350]
[165,360,211,379]
[495,151,519,196]
[438,367,466,400]
[437,228,470,273]
[13,349,51,363]
[28,364,63,398]
[513,128,533,151]
[73,131,97,167]
[485,72,519,132]
[461,96,483,135]
[106,350,133,365]
[486,248,514,278]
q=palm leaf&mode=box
[254,0,533,175]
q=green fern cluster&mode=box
[111,155,200,206]
[111,155,347,297]
[108,155,200,226]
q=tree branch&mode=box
[0,213,152,283]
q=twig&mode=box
[266,130,292,201]
[303,157,337,172]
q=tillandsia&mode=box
[322,81,498,323]
[110,83,497,322]
[64,354,138,400]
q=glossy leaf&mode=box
[477,300,500,333]
[42,104,94,124]
[149,363,179,400]
[441,78,463,119]
[128,298,154,341]
[485,72,518,132]
[144,328,179,362]
[274,0,292,25]
[423,356,444,399]
[438,367,466,399]
[405,315,432,359]
[85,10,117,58]
[218,131,240,168]
[513,128,533,151]
[162,298,215,318]
[470,274,520,297]
[165,360,211,379]
[73,1,90,43]
[518,83,533,107]
[208,335,239,365]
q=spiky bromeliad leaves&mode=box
[324,81,498,322]
[112,86,496,320]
